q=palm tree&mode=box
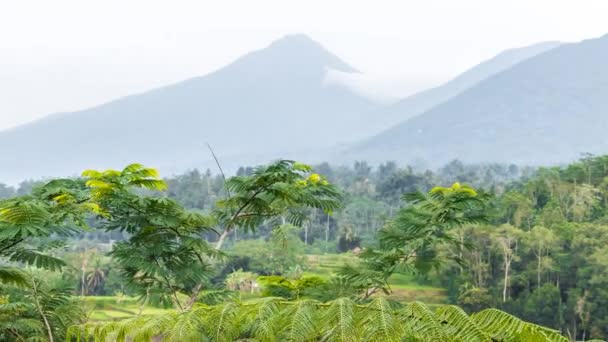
[86,258,107,295]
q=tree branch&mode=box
[151,256,184,311]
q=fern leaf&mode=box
[278,299,319,341]
[361,297,403,342]
[435,305,491,341]
[321,297,359,342]
[400,301,450,341]
[472,308,567,342]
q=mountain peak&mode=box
[268,34,320,49]
[234,34,359,74]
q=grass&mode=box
[305,253,448,304]
[83,252,448,322]
[82,296,173,322]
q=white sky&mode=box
[1,0,608,130]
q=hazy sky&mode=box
[1,0,608,130]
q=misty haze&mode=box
[1,2,608,341]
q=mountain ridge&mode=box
[349,34,608,167]
[369,41,561,132]
[0,34,378,184]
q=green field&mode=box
[305,253,447,304]
[85,253,447,322]
[83,296,172,322]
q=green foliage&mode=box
[471,308,565,342]
[257,276,295,299]
[5,158,595,340]
[341,183,490,299]
[0,178,93,286]
[0,273,87,341]
[77,161,342,311]
[82,164,218,309]
[519,284,562,329]
[68,297,566,342]
[229,224,305,275]
[428,154,608,340]
[216,160,343,234]
[256,275,327,300]
[457,287,495,313]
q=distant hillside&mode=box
[371,41,561,132]
[350,34,608,167]
[0,35,380,184]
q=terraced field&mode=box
[86,253,447,322]
[84,296,172,322]
[305,253,448,304]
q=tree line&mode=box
[1,156,604,340]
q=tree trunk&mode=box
[31,279,54,342]
[215,228,231,250]
[81,253,88,297]
[537,252,542,289]
[325,214,330,253]
[476,252,483,287]
[557,276,564,331]
[503,259,510,302]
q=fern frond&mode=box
[277,299,319,341]
[472,308,567,342]
[202,301,240,342]
[400,301,450,341]
[242,297,281,341]
[361,297,403,342]
[321,298,359,342]
[435,305,491,341]
[68,299,569,341]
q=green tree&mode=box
[0,177,95,283]
[492,224,523,303]
[0,179,94,341]
[81,164,217,310]
[521,284,562,330]
[0,274,87,342]
[229,225,305,275]
[214,160,342,250]
[523,226,560,289]
[342,183,490,299]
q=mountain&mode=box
[0,34,380,184]
[369,41,561,132]
[350,34,608,167]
